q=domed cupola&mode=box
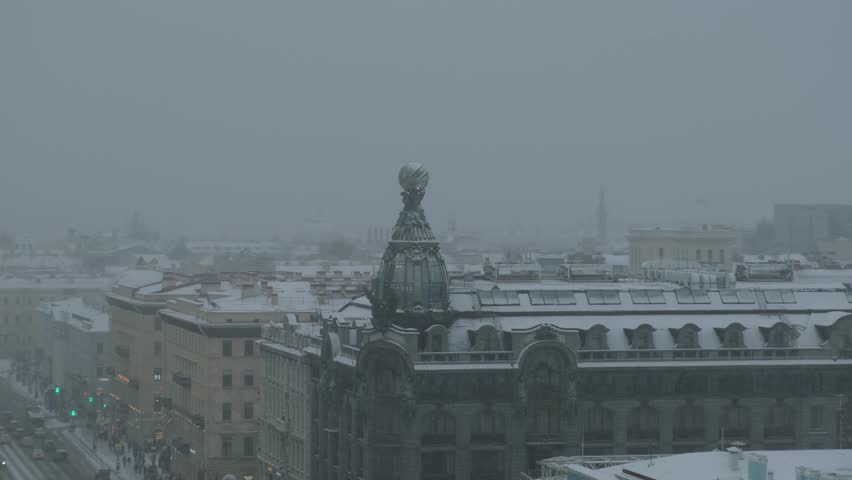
[369,163,450,330]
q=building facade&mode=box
[256,318,319,480]
[0,275,112,389]
[299,164,852,480]
[158,280,318,480]
[627,227,738,273]
[41,297,111,403]
[774,204,852,253]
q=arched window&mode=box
[423,325,448,352]
[674,324,701,349]
[583,325,610,350]
[722,324,746,348]
[374,368,397,395]
[582,406,613,441]
[723,405,749,437]
[630,325,656,349]
[764,403,795,438]
[673,405,705,439]
[762,323,795,348]
[627,406,659,442]
[473,325,502,351]
[472,410,505,443]
[422,411,456,444]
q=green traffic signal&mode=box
[54,386,60,394]
[89,396,94,403]
[70,410,76,417]
[102,403,107,408]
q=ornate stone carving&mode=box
[535,324,558,341]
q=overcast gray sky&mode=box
[2,1,850,240]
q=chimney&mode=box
[162,272,177,290]
[200,279,220,294]
[241,281,258,299]
[727,447,742,471]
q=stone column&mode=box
[604,400,639,454]
[824,396,844,448]
[401,409,421,480]
[455,405,472,480]
[650,399,683,454]
[741,398,767,450]
[508,409,527,480]
[785,397,806,449]
[702,398,730,451]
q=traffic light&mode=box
[103,403,107,409]
[70,409,76,417]
[55,386,61,394]
[89,396,94,403]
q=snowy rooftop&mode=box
[0,274,114,290]
[45,297,109,332]
[548,449,852,480]
[195,281,317,312]
[115,270,163,289]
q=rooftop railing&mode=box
[578,347,836,363]
[417,351,512,363]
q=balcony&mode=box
[421,433,455,445]
[579,347,840,364]
[582,430,613,442]
[627,430,660,442]
[114,345,130,358]
[673,428,705,441]
[526,433,562,444]
[173,372,191,388]
[470,432,505,444]
[418,351,512,363]
[765,426,795,439]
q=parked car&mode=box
[52,449,68,462]
[31,448,46,460]
[13,428,26,439]
[21,436,34,448]
[43,439,57,453]
[0,433,10,444]
[94,468,112,480]
[33,427,46,438]
[1,411,12,423]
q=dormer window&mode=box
[583,325,610,350]
[760,322,795,348]
[627,324,655,349]
[671,324,701,349]
[422,325,448,352]
[469,325,502,351]
[716,323,746,348]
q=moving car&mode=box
[33,427,46,438]
[0,433,10,444]
[94,468,112,480]
[52,449,68,462]
[13,427,25,439]
[31,447,46,460]
[0,455,6,467]
[1,411,12,423]
[43,438,57,453]
[21,435,34,447]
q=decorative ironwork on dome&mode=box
[369,163,450,330]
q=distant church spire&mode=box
[596,187,608,247]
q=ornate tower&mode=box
[369,163,450,330]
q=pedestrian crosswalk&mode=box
[0,441,67,480]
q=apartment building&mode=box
[40,297,111,403]
[627,226,738,273]
[158,280,317,480]
[256,316,321,480]
[0,275,112,383]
